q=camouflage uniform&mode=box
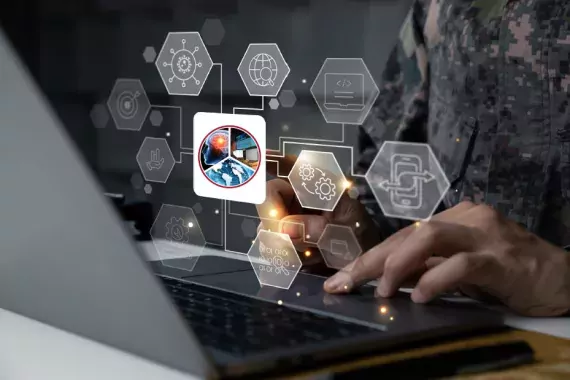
[357,0,570,248]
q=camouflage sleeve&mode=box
[354,0,430,238]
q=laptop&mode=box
[0,30,503,379]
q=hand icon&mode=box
[146,148,164,171]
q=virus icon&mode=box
[163,38,203,88]
[165,217,190,243]
[298,163,315,181]
[314,177,336,201]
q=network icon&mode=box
[155,32,214,96]
[238,43,290,97]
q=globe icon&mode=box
[249,53,278,87]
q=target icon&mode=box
[116,90,140,120]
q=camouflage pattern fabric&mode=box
[356,0,570,248]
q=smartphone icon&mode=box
[391,154,422,209]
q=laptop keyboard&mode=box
[159,276,380,357]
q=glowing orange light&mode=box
[414,221,421,228]
[343,180,352,189]
[269,209,278,218]
[379,306,388,315]
[304,250,311,257]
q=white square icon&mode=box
[193,112,266,204]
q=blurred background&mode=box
[0,0,412,254]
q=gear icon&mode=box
[165,217,190,243]
[299,163,315,181]
[314,177,336,201]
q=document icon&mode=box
[324,73,365,111]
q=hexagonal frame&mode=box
[149,109,164,127]
[155,32,214,96]
[247,230,302,289]
[310,58,379,125]
[201,18,225,46]
[150,204,206,272]
[144,184,153,195]
[288,150,346,212]
[238,43,291,97]
[142,46,157,63]
[317,224,362,270]
[268,98,280,110]
[136,137,176,184]
[278,89,297,108]
[241,218,258,239]
[365,141,450,221]
[90,103,109,129]
[107,79,151,131]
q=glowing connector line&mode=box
[233,96,265,114]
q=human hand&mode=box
[256,154,379,252]
[324,201,570,317]
[147,148,164,170]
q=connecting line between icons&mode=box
[266,123,346,153]
[226,203,318,248]
[212,63,223,113]
[266,140,366,178]
[233,96,265,114]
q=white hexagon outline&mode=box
[136,137,176,184]
[237,43,291,97]
[150,203,206,272]
[310,58,380,125]
[247,230,302,290]
[155,31,214,97]
[107,78,150,131]
[287,150,347,212]
[365,141,451,221]
[316,224,362,270]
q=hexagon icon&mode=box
[248,230,302,289]
[288,150,347,211]
[90,103,109,129]
[155,32,213,96]
[107,79,151,131]
[241,218,258,239]
[311,58,379,125]
[136,137,176,183]
[143,184,153,195]
[238,43,290,97]
[365,141,450,221]
[317,224,362,270]
[268,98,280,110]
[278,89,297,108]
[149,109,163,127]
[150,204,206,272]
[201,18,225,46]
[142,46,157,63]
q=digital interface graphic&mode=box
[366,142,450,221]
[94,28,429,289]
[193,112,266,204]
[248,230,302,289]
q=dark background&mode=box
[0,0,412,254]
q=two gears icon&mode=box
[298,163,336,201]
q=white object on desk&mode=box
[0,308,198,380]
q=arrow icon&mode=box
[302,182,315,195]
[379,170,435,192]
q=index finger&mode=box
[255,178,296,232]
[324,201,477,293]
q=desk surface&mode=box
[0,243,566,380]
